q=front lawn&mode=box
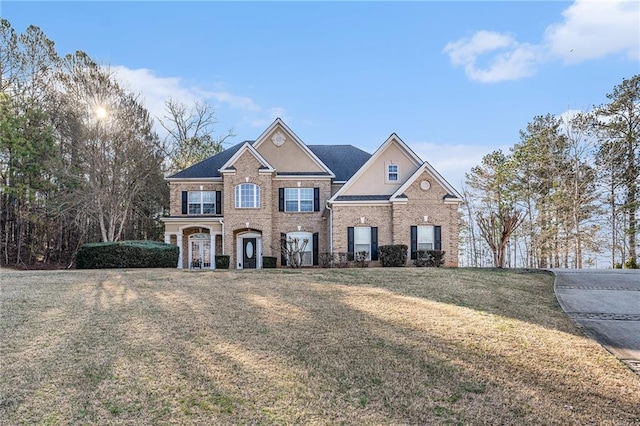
[1,268,638,424]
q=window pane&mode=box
[188,192,201,203]
[202,191,215,202]
[354,227,371,244]
[418,242,434,251]
[300,200,313,212]
[299,188,313,200]
[285,201,298,212]
[188,204,201,215]
[284,188,298,200]
[202,203,215,214]
[418,226,434,244]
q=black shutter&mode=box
[215,191,222,215]
[347,227,354,261]
[182,191,188,214]
[371,227,378,261]
[279,188,285,212]
[410,225,417,260]
[314,187,320,212]
[434,226,442,251]
[312,232,319,266]
[280,233,287,266]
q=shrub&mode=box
[215,255,230,269]
[76,240,178,269]
[414,250,445,267]
[262,256,277,268]
[335,252,350,268]
[624,257,638,269]
[379,245,408,267]
[319,252,334,268]
[354,251,369,268]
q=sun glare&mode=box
[95,106,108,120]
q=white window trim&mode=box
[354,226,372,261]
[417,225,435,251]
[386,163,399,183]
[284,188,314,212]
[188,191,216,215]
[235,183,260,209]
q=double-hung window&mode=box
[354,227,372,260]
[347,226,379,261]
[188,191,216,214]
[417,226,435,251]
[285,188,314,212]
[387,164,399,182]
[235,183,260,208]
[410,225,441,259]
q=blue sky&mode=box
[2,1,639,186]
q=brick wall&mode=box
[271,179,332,266]
[391,169,460,267]
[168,182,223,216]
[222,150,274,268]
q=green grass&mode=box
[1,267,638,424]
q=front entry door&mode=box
[190,238,211,269]
[243,238,257,269]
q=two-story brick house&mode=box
[161,118,463,269]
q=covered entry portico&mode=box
[162,218,223,269]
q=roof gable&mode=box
[219,142,274,173]
[390,162,464,203]
[253,118,335,177]
[330,134,423,201]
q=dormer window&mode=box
[387,164,399,182]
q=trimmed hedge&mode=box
[76,240,178,269]
[215,255,230,269]
[414,250,445,267]
[262,256,277,268]
[379,245,408,267]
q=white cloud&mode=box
[444,0,639,83]
[412,141,506,188]
[545,0,640,64]
[110,66,286,131]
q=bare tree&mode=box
[159,99,233,172]
[281,237,309,268]
[57,52,164,242]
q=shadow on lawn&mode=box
[3,269,639,424]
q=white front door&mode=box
[189,234,211,268]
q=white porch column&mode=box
[210,233,216,269]
[177,234,183,269]
[164,232,170,244]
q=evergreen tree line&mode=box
[0,20,226,268]
[461,75,640,269]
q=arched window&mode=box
[235,183,260,208]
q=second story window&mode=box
[189,191,216,214]
[235,183,260,208]
[387,164,399,182]
[285,188,314,212]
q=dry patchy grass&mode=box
[1,267,638,425]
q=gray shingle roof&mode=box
[168,142,371,181]
[334,195,391,201]
[307,145,371,181]
[168,142,245,179]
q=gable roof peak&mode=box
[218,141,275,173]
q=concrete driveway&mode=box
[552,269,640,375]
